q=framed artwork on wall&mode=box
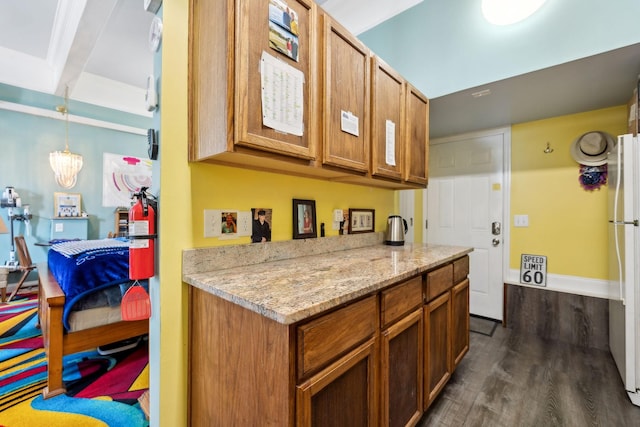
[293,199,316,239]
[348,208,375,234]
[54,192,82,217]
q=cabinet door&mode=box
[297,337,378,427]
[381,309,423,427]
[451,278,469,369]
[424,291,451,409]
[321,13,370,172]
[404,83,429,185]
[235,0,317,159]
[371,56,405,181]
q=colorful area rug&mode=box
[0,295,149,426]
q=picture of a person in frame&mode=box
[221,212,237,234]
[251,209,272,243]
[299,205,313,234]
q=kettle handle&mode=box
[403,218,408,233]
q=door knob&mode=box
[492,238,500,246]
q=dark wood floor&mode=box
[418,325,640,426]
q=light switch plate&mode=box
[204,209,221,237]
[514,215,529,227]
[237,212,252,237]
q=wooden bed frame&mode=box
[37,262,149,398]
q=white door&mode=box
[425,128,509,320]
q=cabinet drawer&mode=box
[381,275,423,328]
[453,256,469,284]
[426,264,453,301]
[297,295,377,379]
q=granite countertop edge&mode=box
[183,242,472,325]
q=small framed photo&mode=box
[54,192,82,217]
[293,199,317,239]
[348,208,375,234]
[221,211,238,235]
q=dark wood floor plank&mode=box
[418,326,640,426]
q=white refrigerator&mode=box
[608,133,640,406]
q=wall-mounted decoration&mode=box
[570,131,613,191]
[348,208,375,234]
[570,131,613,166]
[203,209,251,239]
[102,153,153,208]
[221,211,238,234]
[520,254,547,286]
[579,165,607,191]
[293,199,316,239]
[54,192,82,217]
[251,208,272,243]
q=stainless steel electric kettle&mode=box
[385,215,408,246]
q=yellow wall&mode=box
[510,106,627,279]
[158,0,190,425]
[190,164,396,245]
[160,2,396,424]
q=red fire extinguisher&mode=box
[128,187,157,280]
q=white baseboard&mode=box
[506,269,611,299]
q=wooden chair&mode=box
[7,235,37,302]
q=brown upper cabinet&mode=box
[319,12,371,173]
[404,84,429,186]
[189,0,430,189]
[370,56,405,182]
[190,0,317,162]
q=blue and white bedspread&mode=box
[48,238,131,330]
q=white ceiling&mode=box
[0,0,637,137]
[0,0,154,116]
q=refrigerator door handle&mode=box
[608,220,639,226]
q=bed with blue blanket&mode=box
[37,239,149,399]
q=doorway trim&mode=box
[424,126,512,315]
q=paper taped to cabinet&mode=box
[385,119,396,166]
[341,111,359,137]
[260,51,304,136]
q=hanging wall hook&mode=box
[544,142,554,154]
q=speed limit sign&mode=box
[520,254,547,286]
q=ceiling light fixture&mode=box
[50,87,83,189]
[481,0,547,25]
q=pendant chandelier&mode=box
[50,87,83,189]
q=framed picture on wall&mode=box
[348,208,375,234]
[54,192,82,217]
[293,199,316,239]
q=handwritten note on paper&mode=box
[260,51,304,136]
[385,120,396,166]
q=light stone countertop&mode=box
[183,235,472,325]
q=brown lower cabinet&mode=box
[297,337,379,427]
[188,255,469,426]
[424,256,470,409]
